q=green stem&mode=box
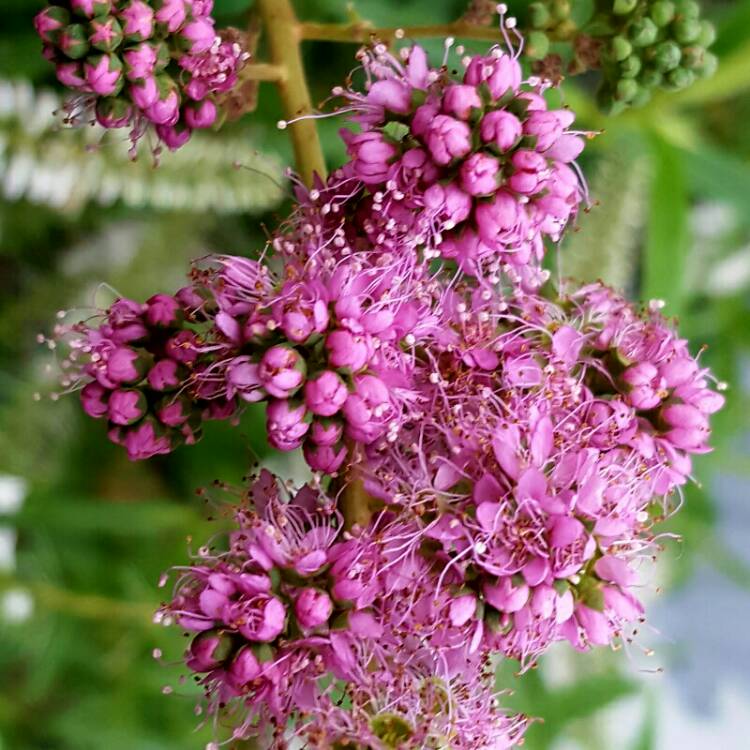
[255,0,327,187]
[299,20,506,44]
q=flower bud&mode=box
[613,0,638,13]
[480,109,522,152]
[184,98,217,129]
[130,75,159,108]
[58,24,90,60]
[143,76,180,125]
[80,381,110,419]
[95,97,132,128]
[652,40,682,72]
[310,418,343,447]
[227,646,261,686]
[118,0,154,42]
[108,388,147,426]
[650,0,675,26]
[147,359,184,391]
[122,418,173,460]
[156,123,192,150]
[628,18,658,47]
[180,18,216,54]
[528,2,551,29]
[187,630,233,672]
[84,53,123,96]
[460,152,500,196]
[107,347,146,384]
[34,7,70,44]
[266,399,309,451]
[620,54,642,79]
[294,587,333,630]
[89,17,123,54]
[697,20,716,48]
[304,370,348,417]
[673,18,701,45]
[344,130,398,185]
[609,35,632,62]
[442,84,482,120]
[665,67,695,90]
[303,441,347,473]
[259,345,306,399]
[525,30,550,60]
[424,114,472,166]
[326,329,371,372]
[123,42,159,81]
[154,0,188,33]
[71,0,111,17]
[226,356,265,403]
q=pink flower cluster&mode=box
[54,291,241,460]
[159,471,527,748]
[331,38,588,287]
[33,0,248,152]
[364,281,725,665]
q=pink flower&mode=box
[259,345,306,399]
[227,646,261,687]
[294,588,333,630]
[366,79,412,114]
[463,53,522,100]
[304,371,348,417]
[145,294,182,327]
[424,114,472,165]
[56,62,86,88]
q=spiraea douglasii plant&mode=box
[34,0,726,748]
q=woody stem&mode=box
[255,0,327,187]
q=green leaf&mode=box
[642,135,689,315]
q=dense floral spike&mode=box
[34,0,248,154]
[317,29,589,288]
[158,471,527,748]
[364,281,724,665]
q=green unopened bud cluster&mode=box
[522,0,717,114]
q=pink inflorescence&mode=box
[320,30,589,288]
[33,0,248,153]
[52,238,436,471]
[159,470,527,749]
[363,281,725,666]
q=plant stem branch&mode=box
[255,0,327,187]
[299,21,506,44]
[240,63,287,82]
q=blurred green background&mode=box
[2,0,750,748]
